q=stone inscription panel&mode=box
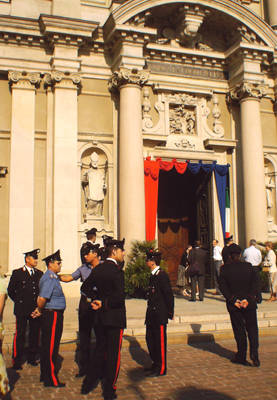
[147,61,228,80]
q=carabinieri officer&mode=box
[32,250,66,388]
[81,238,126,400]
[144,249,174,377]
[8,248,43,369]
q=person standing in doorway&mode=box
[144,249,174,377]
[212,239,223,295]
[8,248,42,370]
[188,241,208,302]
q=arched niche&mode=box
[79,145,112,229]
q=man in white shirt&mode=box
[213,240,223,295]
[243,239,262,303]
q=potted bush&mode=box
[124,240,167,298]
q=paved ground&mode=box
[3,335,277,400]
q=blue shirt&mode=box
[71,263,92,283]
[39,269,66,310]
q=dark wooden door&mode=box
[158,218,189,284]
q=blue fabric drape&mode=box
[214,164,230,237]
[187,161,230,237]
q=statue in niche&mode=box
[265,166,275,219]
[82,152,107,217]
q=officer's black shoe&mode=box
[189,299,196,302]
[143,363,156,372]
[230,358,251,366]
[146,369,167,377]
[103,391,117,400]
[81,378,99,395]
[252,358,260,367]
[12,364,22,370]
[44,382,66,388]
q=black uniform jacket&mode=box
[219,261,258,312]
[145,269,174,326]
[81,259,126,329]
[8,267,43,316]
[188,247,208,275]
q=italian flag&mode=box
[225,186,230,238]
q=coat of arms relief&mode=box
[142,88,225,151]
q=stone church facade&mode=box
[0,0,277,282]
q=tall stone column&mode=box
[109,68,149,251]
[44,72,80,268]
[229,82,268,243]
[266,0,277,29]
[8,71,41,270]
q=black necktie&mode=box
[30,269,34,276]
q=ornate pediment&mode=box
[126,4,265,52]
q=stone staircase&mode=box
[3,294,277,350]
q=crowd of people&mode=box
[177,236,277,304]
[0,228,174,399]
[0,230,276,398]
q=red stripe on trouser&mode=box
[160,325,165,375]
[49,312,58,386]
[12,320,18,362]
[112,329,123,389]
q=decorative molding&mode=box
[108,68,149,91]
[8,71,41,89]
[227,81,267,102]
[44,71,81,90]
[39,14,98,51]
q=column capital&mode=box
[108,68,149,92]
[44,71,81,90]
[8,71,41,90]
[227,81,267,103]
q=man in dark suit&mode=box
[222,235,234,264]
[219,244,260,367]
[144,249,174,377]
[80,238,126,400]
[188,241,208,301]
[8,248,43,369]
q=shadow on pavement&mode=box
[204,294,226,303]
[173,386,235,400]
[124,335,149,367]
[188,324,234,360]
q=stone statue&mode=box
[82,152,107,216]
[265,166,275,219]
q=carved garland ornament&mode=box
[108,68,149,91]
[8,71,41,89]
[228,82,267,102]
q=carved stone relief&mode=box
[142,89,225,150]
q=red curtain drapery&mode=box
[144,158,188,241]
